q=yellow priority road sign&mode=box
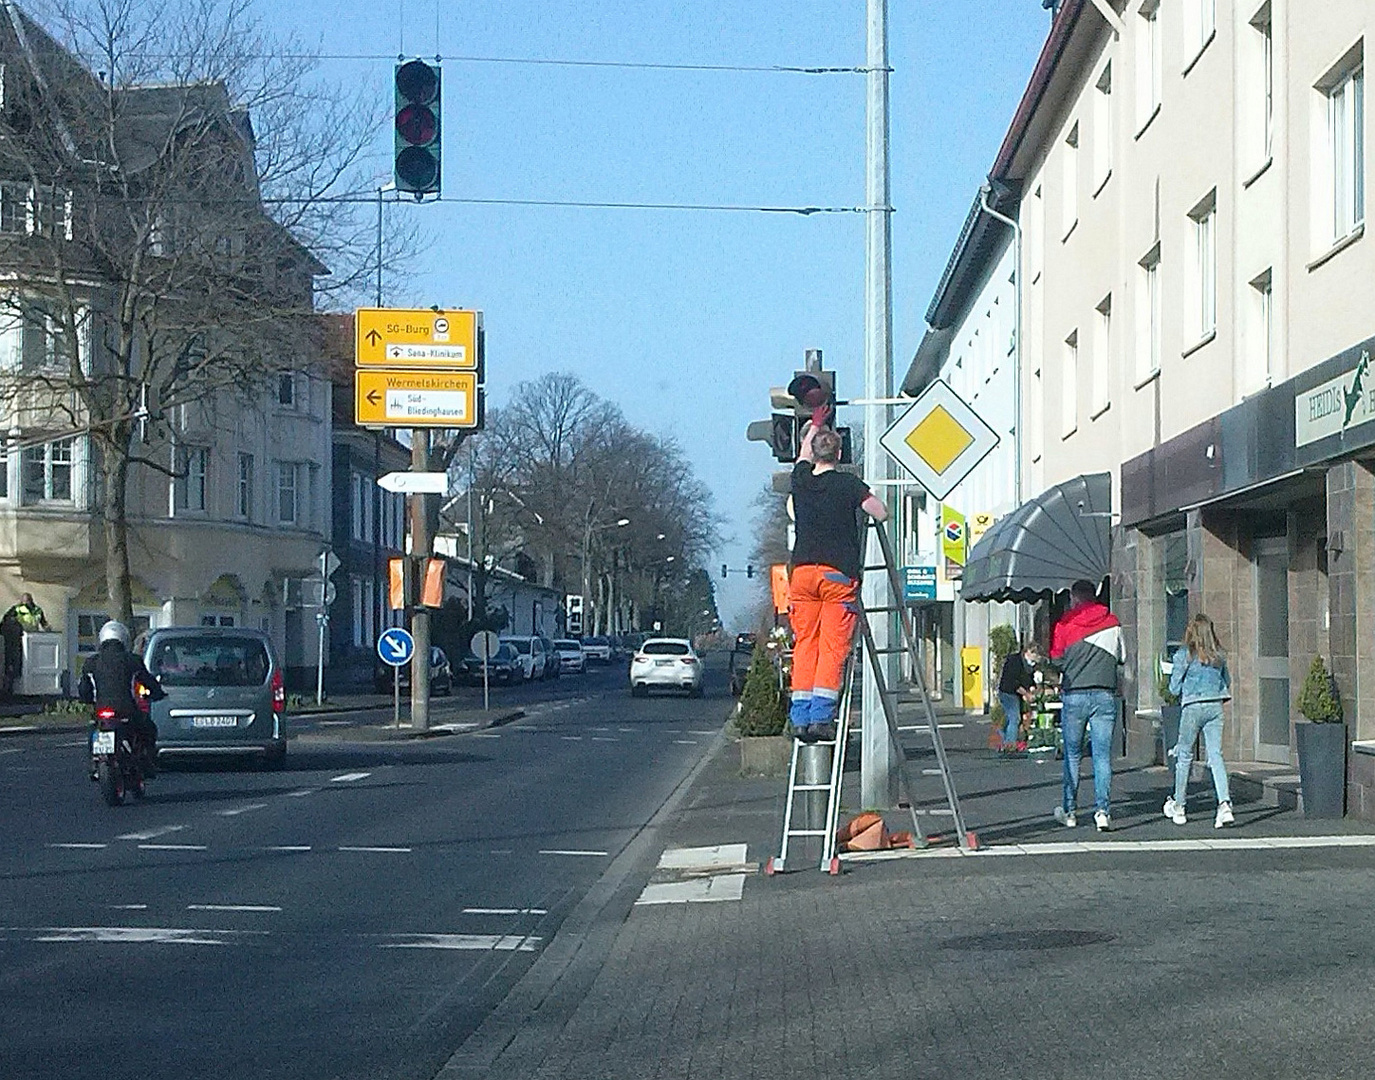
[355,369,480,429]
[879,379,999,500]
[355,307,481,370]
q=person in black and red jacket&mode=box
[1049,579,1125,832]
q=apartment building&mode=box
[953,0,1375,813]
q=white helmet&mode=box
[98,620,131,648]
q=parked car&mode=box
[728,640,755,697]
[629,638,704,698]
[553,639,586,674]
[734,632,758,653]
[538,634,561,679]
[373,646,454,695]
[582,636,612,663]
[143,627,286,767]
[458,643,522,685]
[501,635,548,681]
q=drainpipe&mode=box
[978,185,1023,509]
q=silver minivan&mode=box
[143,627,286,767]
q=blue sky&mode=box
[273,1,1052,628]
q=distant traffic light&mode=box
[394,59,441,195]
[721,564,728,579]
[746,564,755,579]
[769,414,800,461]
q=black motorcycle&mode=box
[90,706,147,807]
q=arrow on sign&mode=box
[377,471,448,495]
[366,389,382,406]
[365,328,382,347]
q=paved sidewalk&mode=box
[446,702,1375,1080]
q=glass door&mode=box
[1255,536,1291,763]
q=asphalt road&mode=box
[0,658,729,1080]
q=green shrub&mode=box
[1158,672,1179,707]
[736,643,788,737]
[1297,656,1343,723]
[41,698,88,716]
[988,624,1019,676]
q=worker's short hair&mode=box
[812,428,842,463]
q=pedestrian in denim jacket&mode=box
[1163,614,1234,828]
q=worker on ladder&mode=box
[787,420,889,743]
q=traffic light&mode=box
[394,59,441,196]
[770,414,801,461]
[746,564,755,579]
[721,564,728,579]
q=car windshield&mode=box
[150,636,270,687]
[642,641,690,656]
[555,640,579,650]
[507,640,531,655]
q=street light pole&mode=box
[861,0,897,809]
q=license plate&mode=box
[91,730,115,754]
[654,659,674,666]
[190,716,239,729]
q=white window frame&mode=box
[276,460,299,524]
[1327,62,1366,243]
[277,372,296,409]
[1136,245,1162,385]
[1136,0,1162,131]
[1184,0,1216,69]
[1092,295,1112,415]
[236,452,254,520]
[1247,269,1274,392]
[21,437,75,504]
[1188,193,1218,343]
[174,445,209,513]
[1028,185,1044,283]
[1248,3,1274,168]
[1062,331,1079,438]
[1062,123,1079,239]
[1093,63,1113,193]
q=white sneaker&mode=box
[1163,797,1187,825]
[1054,806,1077,828]
[1215,802,1235,828]
[1094,810,1112,832]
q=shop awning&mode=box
[960,473,1112,603]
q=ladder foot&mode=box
[964,831,980,851]
[765,856,781,876]
[827,856,842,876]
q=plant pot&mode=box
[1295,721,1347,818]
[739,735,793,778]
[1160,704,1182,764]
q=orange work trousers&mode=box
[788,563,860,726]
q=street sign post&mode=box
[377,627,416,728]
[471,630,500,712]
[355,370,479,428]
[377,471,448,495]
[878,379,999,501]
[355,308,479,369]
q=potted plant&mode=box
[987,624,1019,743]
[1159,671,1182,767]
[737,639,792,776]
[1295,656,1346,818]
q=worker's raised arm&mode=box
[861,491,889,522]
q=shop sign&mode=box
[970,511,996,543]
[1296,349,1374,447]
[902,565,937,602]
[941,505,967,568]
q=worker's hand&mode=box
[811,404,833,429]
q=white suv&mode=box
[501,636,548,681]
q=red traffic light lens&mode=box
[396,146,439,190]
[396,103,436,146]
[396,60,438,104]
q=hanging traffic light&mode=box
[746,564,755,579]
[394,59,441,196]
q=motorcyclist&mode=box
[79,621,165,775]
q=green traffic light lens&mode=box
[396,146,439,190]
[396,60,439,104]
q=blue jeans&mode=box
[1061,690,1116,814]
[998,692,1022,746]
[1173,701,1231,806]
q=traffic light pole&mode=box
[409,430,431,731]
[861,0,898,810]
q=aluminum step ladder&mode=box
[858,519,976,852]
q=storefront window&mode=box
[1163,531,1188,650]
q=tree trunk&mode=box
[101,445,134,626]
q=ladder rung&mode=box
[785,829,829,837]
[869,647,908,656]
[790,784,832,792]
[863,605,902,614]
[921,768,943,775]
[918,808,955,816]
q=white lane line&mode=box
[591,737,617,742]
[673,740,697,745]
[618,727,636,733]
[24,926,265,945]
[217,803,267,817]
[0,725,37,734]
[58,739,89,747]
[472,732,501,739]
[590,727,611,732]
[636,874,746,906]
[338,846,411,853]
[285,789,316,798]
[688,730,717,735]
[0,747,24,755]
[49,843,107,850]
[138,844,207,851]
[265,845,312,852]
[109,904,147,910]
[560,736,583,742]
[118,825,186,842]
[329,772,372,783]
[316,720,353,727]
[379,933,540,952]
[461,907,548,916]
[187,904,282,913]
[539,849,608,857]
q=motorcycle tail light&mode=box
[95,706,116,721]
[272,669,285,713]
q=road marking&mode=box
[138,844,207,851]
[25,926,257,945]
[316,720,354,727]
[49,843,106,850]
[461,907,548,916]
[58,739,89,747]
[590,727,611,732]
[338,846,411,853]
[265,845,312,852]
[688,730,717,735]
[842,834,1375,861]
[636,875,746,906]
[674,740,697,745]
[591,737,617,742]
[618,727,636,733]
[539,849,608,857]
[0,747,24,755]
[285,789,316,798]
[217,803,267,817]
[118,825,186,842]
[109,904,147,910]
[378,933,540,952]
[657,844,749,872]
[561,736,582,742]
[472,732,501,739]
[187,904,282,913]
[329,772,372,783]
[0,725,37,734]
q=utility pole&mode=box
[409,430,431,731]
[861,0,897,809]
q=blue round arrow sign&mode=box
[377,627,416,667]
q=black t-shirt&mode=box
[998,653,1034,696]
[790,462,871,581]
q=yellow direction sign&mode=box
[355,370,480,428]
[879,379,999,500]
[355,308,480,370]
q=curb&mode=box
[0,719,87,736]
[292,708,526,744]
